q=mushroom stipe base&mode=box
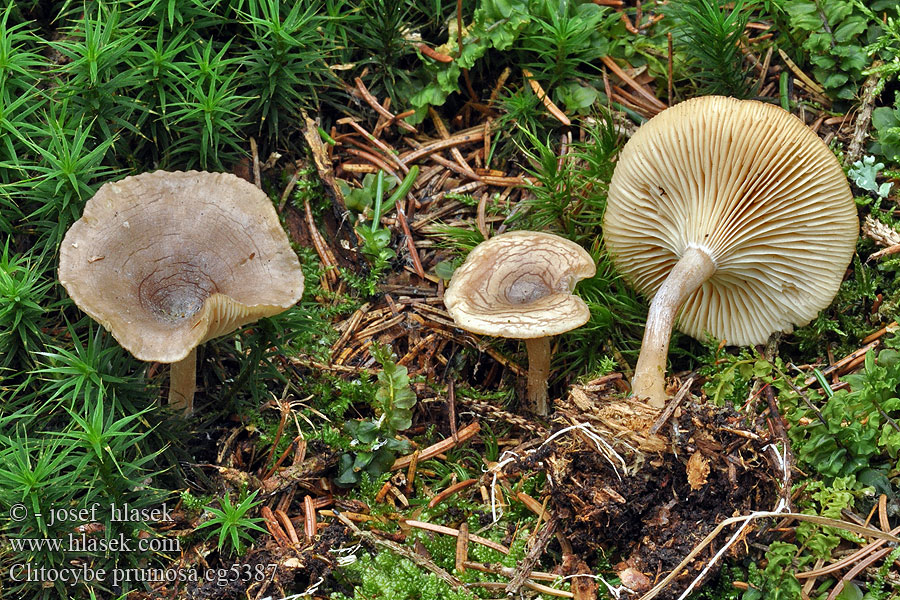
[632,246,717,408]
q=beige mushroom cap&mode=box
[603,96,858,346]
[59,170,304,363]
[443,231,597,339]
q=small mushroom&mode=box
[603,96,858,408]
[59,170,304,414]
[443,231,596,415]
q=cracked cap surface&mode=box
[444,231,596,339]
[59,170,304,363]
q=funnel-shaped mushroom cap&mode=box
[59,170,304,363]
[444,231,596,339]
[603,96,857,346]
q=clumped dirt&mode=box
[180,522,352,600]
[546,384,777,598]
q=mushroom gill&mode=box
[603,96,858,408]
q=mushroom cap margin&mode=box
[58,170,305,363]
[603,96,858,346]
[443,231,597,339]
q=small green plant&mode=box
[514,1,617,88]
[337,167,419,295]
[492,87,549,162]
[872,91,900,165]
[743,541,806,600]
[336,344,417,486]
[132,24,193,164]
[867,545,900,599]
[848,155,893,200]
[333,506,543,600]
[781,343,900,481]
[237,0,333,142]
[15,101,118,247]
[345,0,420,102]
[781,0,898,100]
[0,430,85,599]
[744,475,881,599]
[58,397,164,506]
[0,5,44,107]
[331,548,473,600]
[33,325,143,414]
[0,244,50,369]
[196,490,268,556]
[700,345,774,406]
[411,0,616,117]
[666,0,757,98]
[165,40,251,169]
[0,394,166,599]
[795,476,870,559]
[858,0,900,82]
[47,5,146,142]
[513,114,619,242]
[180,490,209,512]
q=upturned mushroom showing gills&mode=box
[59,170,304,415]
[443,231,596,415]
[603,96,858,408]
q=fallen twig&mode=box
[303,198,339,288]
[506,516,557,595]
[303,495,316,541]
[400,131,485,166]
[649,376,693,435]
[803,340,880,385]
[261,506,292,547]
[250,137,262,189]
[847,62,883,165]
[777,49,830,106]
[522,68,571,126]
[354,77,416,133]
[417,42,453,63]
[862,321,898,344]
[428,478,478,508]
[391,422,480,470]
[455,522,469,572]
[600,55,666,112]
[404,519,510,554]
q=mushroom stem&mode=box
[524,336,552,416]
[168,347,197,415]
[632,246,716,408]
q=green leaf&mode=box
[834,582,863,600]
[556,83,599,112]
[833,17,867,42]
[823,72,849,89]
[434,260,459,281]
[364,447,397,476]
[336,454,360,486]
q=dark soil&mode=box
[547,391,777,598]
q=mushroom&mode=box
[59,170,304,414]
[443,231,596,415]
[603,96,858,408]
